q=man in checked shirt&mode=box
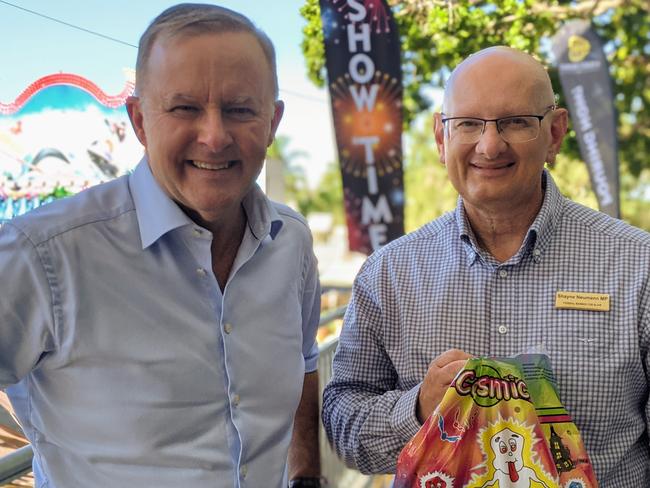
[323,46,650,487]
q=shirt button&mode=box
[196,267,207,277]
[240,464,248,478]
[192,228,203,237]
[224,323,233,334]
[232,394,240,406]
[533,249,541,257]
[498,325,508,334]
[499,269,508,278]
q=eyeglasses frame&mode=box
[440,105,557,143]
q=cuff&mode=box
[303,341,319,373]
[390,383,424,442]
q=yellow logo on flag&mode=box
[568,35,591,62]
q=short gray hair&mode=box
[135,3,278,98]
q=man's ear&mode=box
[267,100,285,147]
[433,112,446,165]
[126,96,147,148]
[546,108,568,164]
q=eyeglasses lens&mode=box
[448,116,541,144]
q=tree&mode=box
[401,118,457,231]
[267,136,346,224]
[300,0,649,177]
[267,135,311,215]
[307,162,346,225]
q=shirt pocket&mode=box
[546,309,620,361]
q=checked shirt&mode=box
[322,171,650,487]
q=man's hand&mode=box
[416,349,472,423]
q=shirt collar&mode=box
[526,169,564,259]
[241,183,283,241]
[129,158,193,249]
[129,158,284,249]
[455,197,482,266]
[455,169,564,266]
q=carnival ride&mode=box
[0,71,141,221]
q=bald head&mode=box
[443,47,556,114]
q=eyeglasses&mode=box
[441,106,556,144]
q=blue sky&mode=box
[0,0,335,186]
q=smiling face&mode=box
[434,48,567,217]
[127,31,283,227]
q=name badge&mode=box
[555,291,610,311]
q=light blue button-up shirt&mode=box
[0,160,320,487]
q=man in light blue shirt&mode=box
[0,4,322,487]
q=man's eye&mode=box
[227,107,254,115]
[502,117,531,128]
[171,105,198,113]
[455,119,482,129]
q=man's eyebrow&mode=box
[163,93,198,104]
[225,96,257,105]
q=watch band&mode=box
[288,477,322,488]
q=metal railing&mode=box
[0,445,32,486]
[0,304,372,487]
[315,306,373,488]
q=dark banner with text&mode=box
[552,20,619,218]
[319,0,404,254]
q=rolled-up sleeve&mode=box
[301,246,321,373]
[0,223,55,388]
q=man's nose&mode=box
[197,110,233,152]
[474,121,507,159]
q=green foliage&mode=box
[402,118,457,231]
[536,156,650,231]
[300,0,649,177]
[306,162,346,225]
[268,135,311,215]
[619,168,650,231]
[269,136,345,224]
[300,0,327,89]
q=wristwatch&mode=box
[288,477,322,488]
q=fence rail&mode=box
[0,446,32,486]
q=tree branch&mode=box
[395,0,633,23]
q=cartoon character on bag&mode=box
[480,428,551,488]
[419,471,455,488]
